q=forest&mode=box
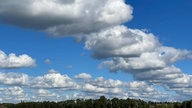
[0,96,192,108]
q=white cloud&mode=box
[34,89,58,98]
[91,77,124,88]
[0,71,190,102]
[48,69,59,74]
[85,26,160,59]
[2,86,26,96]
[30,88,59,102]
[100,46,192,72]
[124,81,179,102]
[74,73,92,80]
[134,66,182,81]
[0,87,28,103]
[83,83,107,93]
[85,25,192,100]
[0,72,29,86]
[79,76,167,101]
[82,77,122,94]
[0,0,132,36]
[31,71,79,89]
[0,50,36,69]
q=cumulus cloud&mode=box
[31,71,79,89]
[78,76,172,101]
[82,77,123,95]
[100,46,191,71]
[0,86,26,96]
[0,87,28,103]
[74,73,92,80]
[86,25,192,62]
[36,89,57,97]
[0,72,29,86]
[0,50,36,69]
[91,26,192,98]
[0,71,180,103]
[82,83,122,94]
[91,77,124,88]
[48,69,59,74]
[0,0,133,36]
[126,81,171,101]
[30,89,59,101]
[85,26,160,59]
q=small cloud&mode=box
[66,65,73,69]
[45,59,51,64]
[48,69,59,74]
[0,50,36,69]
[74,73,92,80]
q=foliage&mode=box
[1,96,192,108]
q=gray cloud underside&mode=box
[0,0,132,36]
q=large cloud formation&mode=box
[1,0,192,102]
[0,0,132,36]
[0,71,177,103]
[87,26,192,99]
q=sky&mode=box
[0,0,192,103]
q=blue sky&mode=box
[0,24,131,80]
[0,0,192,102]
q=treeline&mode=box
[0,96,192,108]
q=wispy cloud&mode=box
[44,58,51,64]
[66,65,73,69]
